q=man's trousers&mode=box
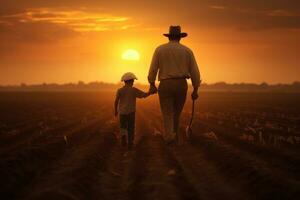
[158,79,187,142]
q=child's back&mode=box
[117,85,148,115]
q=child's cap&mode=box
[121,72,138,81]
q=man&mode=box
[148,25,201,144]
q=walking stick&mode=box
[186,99,195,142]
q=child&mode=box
[114,72,151,150]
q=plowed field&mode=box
[0,92,299,200]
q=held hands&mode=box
[149,84,158,95]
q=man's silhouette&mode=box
[148,25,201,144]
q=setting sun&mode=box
[122,49,140,61]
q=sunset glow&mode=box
[0,1,299,85]
[122,49,140,61]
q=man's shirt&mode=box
[148,41,201,87]
[116,85,148,115]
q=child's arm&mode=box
[135,88,151,98]
[114,90,120,116]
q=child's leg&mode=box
[127,112,136,149]
[119,114,128,146]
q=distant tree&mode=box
[260,82,268,90]
[292,81,300,86]
[78,81,85,86]
[260,82,268,87]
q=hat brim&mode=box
[163,33,187,38]
[122,78,137,81]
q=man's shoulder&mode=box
[156,42,193,53]
[179,43,193,52]
[155,43,170,51]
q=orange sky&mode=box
[0,0,300,85]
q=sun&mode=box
[122,49,140,61]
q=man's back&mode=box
[157,41,191,75]
[148,41,200,87]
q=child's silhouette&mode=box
[114,72,152,150]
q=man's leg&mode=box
[158,81,175,142]
[127,112,135,150]
[119,114,128,147]
[173,80,187,136]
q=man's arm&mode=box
[189,50,201,100]
[114,90,120,116]
[148,48,159,93]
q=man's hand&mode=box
[149,83,157,94]
[191,89,199,100]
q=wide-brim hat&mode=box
[121,72,138,81]
[163,25,187,38]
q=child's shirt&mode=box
[116,85,148,115]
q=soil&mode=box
[0,92,299,200]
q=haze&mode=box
[0,0,300,85]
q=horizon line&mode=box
[1,80,300,87]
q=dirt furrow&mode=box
[197,119,300,179]
[191,135,300,200]
[171,143,251,200]
[91,143,133,200]
[18,115,118,200]
[80,113,134,200]
[0,110,113,199]
[126,111,200,200]
[22,131,116,200]
[128,133,200,200]
[0,120,80,155]
[144,108,249,200]
[0,120,100,199]
[0,107,106,155]
[93,108,200,200]
[143,105,300,199]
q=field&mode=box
[0,91,299,200]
